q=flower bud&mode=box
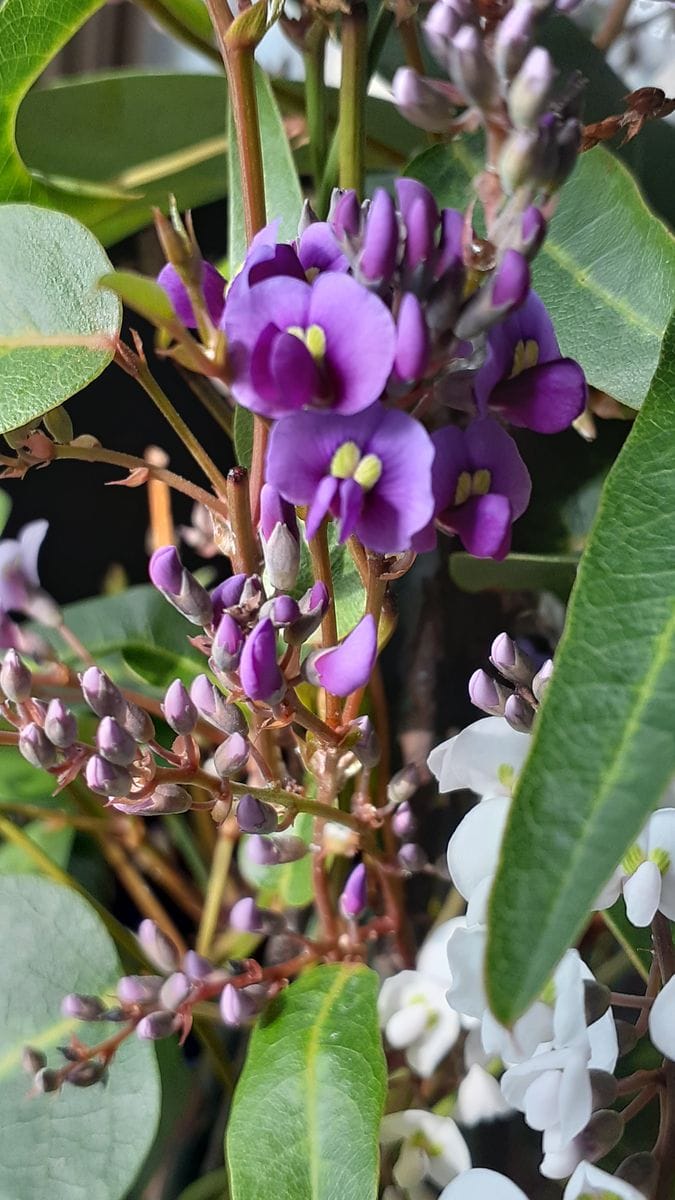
[19,723,57,770]
[260,484,300,593]
[260,594,300,629]
[96,716,137,766]
[494,1,537,83]
[117,974,164,1005]
[80,667,127,720]
[138,918,180,973]
[162,679,198,735]
[580,1109,624,1162]
[387,764,420,806]
[304,615,377,698]
[423,0,474,69]
[392,68,460,135]
[190,675,246,734]
[584,979,611,1025]
[348,715,380,769]
[519,205,547,259]
[616,1153,658,1195]
[330,189,361,239]
[34,1067,61,1093]
[359,190,399,285]
[339,863,368,919]
[220,982,267,1026]
[454,250,530,339]
[504,693,534,733]
[121,701,155,743]
[211,613,245,673]
[211,573,247,622]
[532,657,553,701]
[490,632,535,685]
[284,581,330,646]
[247,834,308,866]
[236,793,279,834]
[615,1018,640,1057]
[393,293,430,384]
[589,1069,618,1110]
[392,801,416,839]
[468,668,509,715]
[229,897,283,935]
[149,546,213,627]
[1,649,32,702]
[508,48,557,130]
[214,732,250,778]
[451,25,498,111]
[125,783,192,815]
[397,843,428,873]
[61,994,106,1021]
[85,754,131,798]
[183,951,214,981]
[23,1046,47,1074]
[44,699,77,749]
[159,971,191,1011]
[239,619,286,705]
[68,1061,108,1088]
[136,1010,182,1040]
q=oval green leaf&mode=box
[0,205,121,432]
[226,963,387,1200]
[0,875,160,1200]
[486,311,675,1023]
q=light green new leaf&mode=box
[486,311,675,1023]
[0,819,74,874]
[238,811,314,908]
[407,142,675,408]
[227,964,387,1200]
[0,205,121,432]
[0,876,160,1200]
[99,271,176,325]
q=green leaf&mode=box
[486,311,675,1023]
[295,524,365,640]
[0,875,160,1200]
[178,1169,230,1200]
[0,205,121,432]
[227,964,387,1200]
[450,552,578,600]
[228,66,303,269]
[238,811,314,907]
[233,405,255,470]
[406,141,675,409]
[99,270,176,324]
[0,747,63,808]
[0,819,74,874]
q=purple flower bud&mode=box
[162,679,198,735]
[229,897,266,933]
[0,649,32,702]
[330,189,361,239]
[44,699,77,749]
[508,48,557,130]
[359,190,399,284]
[340,863,368,919]
[392,800,416,839]
[19,723,57,770]
[490,632,535,685]
[261,595,300,628]
[392,68,461,135]
[494,1,536,82]
[211,613,245,672]
[468,668,508,715]
[80,667,127,720]
[423,0,474,69]
[190,675,246,734]
[61,994,106,1021]
[532,657,553,701]
[124,783,192,815]
[451,25,498,111]
[304,615,377,698]
[435,207,464,277]
[284,581,330,646]
[211,574,247,622]
[149,546,213,627]
[96,716,137,766]
[349,715,380,769]
[183,951,214,981]
[236,793,278,834]
[520,205,547,258]
[247,834,308,866]
[117,974,163,1005]
[492,249,530,310]
[213,732,250,778]
[397,842,428,873]
[220,982,267,1026]
[504,692,534,733]
[259,484,297,543]
[260,486,300,593]
[138,918,180,973]
[136,1010,181,1040]
[85,754,131,798]
[396,179,439,271]
[121,701,155,743]
[159,971,191,1011]
[386,764,420,806]
[239,619,286,705]
[68,1061,108,1088]
[393,292,430,384]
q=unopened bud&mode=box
[614,1018,640,1057]
[211,573,247,622]
[260,485,300,593]
[68,1061,108,1088]
[183,951,214,981]
[284,581,330,646]
[162,679,198,735]
[247,834,308,866]
[398,843,428,873]
[508,48,557,129]
[495,1,536,82]
[468,668,509,715]
[96,716,137,766]
[214,732,250,778]
[580,1109,624,1162]
[44,699,77,749]
[85,754,131,798]
[348,715,380,769]
[149,546,213,627]
[239,619,285,705]
[499,128,541,195]
[117,974,163,1005]
[584,979,611,1025]
[490,632,535,685]
[121,701,155,743]
[61,994,106,1021]
[211,612,244,672]
[23,1047,47,1074]
[121,784,192,816]
[1,649,32,702]
[387,764,420,806]
[392,67,461,135]
[455,250,530,339]
[392,801,416,840]
[260,594,300,629]
[138,918,180,973]
[532,657,553,701]
[589,1069,618,1110]
[339,863,368,919]
[359,189,399,285]
[423,0,474,69]
[43,406,74,444]
[330,188,361,239]
[19,723,57,770]
[220,982,267,1026]
[504,693,534,733]
[190,675,246,734]
[159,972,191,1011]
[136,1010,182,1040]
[34,1067,61,1093]
[230,896,284,935]
[451,25,498,111]
[616,1152,658,1195]
[80,667,126,720]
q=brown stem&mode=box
[610,990,655,1010]
[226,466,260,574]
[132,842,203,922]
[398,15,425,75]
[93,832,188,955]
[308,520,341,725]
[249,417,268,528]
[594,0,633,50]
[621,1083,660,1123]
[145,445,176,549]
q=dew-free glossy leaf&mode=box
[227,963,387,1200]
[450,552,578,600]
[0,205,121,431]
[486,312,675,1023]
[406,142,675,408]
[0,875,160,1200]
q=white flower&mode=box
[501,1044,594,1145]
[446,796,510,924]
[563,1161,646,1199]
[379,970,461,1077]
[438,1168,527,1199]
[455,1064,512,1126]
[649,972,675,1059]
[380,1110,471,1197]
[596,808,675,927]
[428,717,530,797]
[438,1162,644,1200]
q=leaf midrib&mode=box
[305,968,352,1199]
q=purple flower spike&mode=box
[473,291,587,433]
[359,189,399,284]
[224,273,396,419]
[395,178,439,270]
[239,619,285,705]
[393,293,430,385]
[162,679,198,735]
[425,418,532,560]
[340,863,368,919]
[149,546,213,627]
[157,261,226,328]
[266,403,435,554]
[305,615,377,697]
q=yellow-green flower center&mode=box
[510,338,539,377]
[287,323,327,362]
[578,1192,622,1200]
[330,441,382,490]
[408,1131,443,1157]
[621,844,671,875]
[454,468,492,506]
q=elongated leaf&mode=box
[0,205,121,431]
[0,875,160,1200]
[0,819,74,874]
[227,964,386,1200]
[486,312,675,1023]
[450,552,578,600]
[407,142,675,408]
[295,523,365,640]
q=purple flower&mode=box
[225,220,347,308]
[305,615,377,697]
[266,403,435,553]
[0,520,58,624]
[417,418,531,560]
[157,262,226,327]
[473,292,587,433]
[224,273,396,418]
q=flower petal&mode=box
[443,493,514,560]
[313,614,377,696]
[439,1169,527,1200]
[488,359,587,433]
[308,273,396,413]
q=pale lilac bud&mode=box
[520,205,547,258]
[304,615,377,698]
[1,648,32,702]
[435,206,464,277]
[211,612,244,672]
[117,974,163,1005]
[236,793,278,834]
[451,25,498,111]
[162,679,198,735]
[121,701,155,743]
[423,0,474,68]
[468,668,509,715]
[386,763,420,806]
[85,754,131,798]
[190,675,246,734]
[392,801,416,839]
[508,48,557,130]
[129,783,192,815]
[183,951,214,981]
[61,994,106,1021]
[239,619,285,705]
[349,715,380,769]
[211,574,247,622]
[136,1010,181,1040]
[494,1,536,82]
[138,918,180,973]
[229,897,266,933]
[285,581,330,646]
[260,485,300,594]
[499,128,540,194]
[44,699,77,749]
[339,863,368,918]
[398,843,428,872]
[19,723,57,770]
[490,632,535,684]
[532,657,553,701]
[213,732,250,778]
[504,693,534,732]
[159,971,191,1011]
[393,292,430,384]
[80,666,126,720]
[247,834,308,865]
[96,716,137,766]
[220,982,267,1026]
[392,68,460,135]
[359,190,399,284]
[149,546,213,627]
[330,189,361,239]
